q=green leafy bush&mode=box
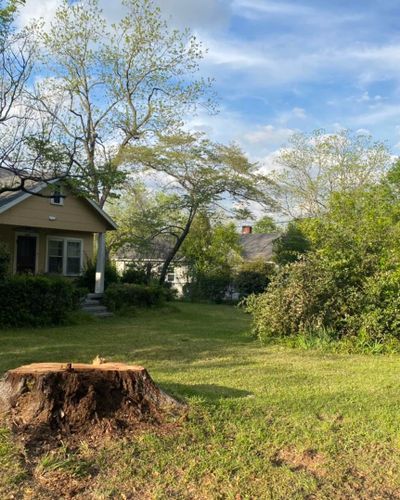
[0,242,10,282]
[234,260,274,298]
[76,259,120,292]
[244,183,400,350]
[273,222,310,266]
[0,275,81,328]
[121,263,151,285]
[184,271,232,303]
[103,283,168,311]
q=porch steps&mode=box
[81,294,113,318]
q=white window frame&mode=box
[45,236,83,276]
[166,265,175,283]
[50,188,64,206]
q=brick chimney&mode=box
[241,225,252,235]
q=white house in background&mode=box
[114,239,189,296]
[0,180,117,294]
[113,226,281,296]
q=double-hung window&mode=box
[47,238,83,276]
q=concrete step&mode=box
[82,305,109,313]
[81,293,113,318]
[87,293,103,299]
[82,299,101,306]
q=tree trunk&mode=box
[0,362,184,444]
[158,208,197,285]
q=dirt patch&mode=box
[272,447,326,478]
[0,362,186,452]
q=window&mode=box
[50,188,64,206]
[166,265,175,283]
[47,238,82,276]
[66,241,81,275]
[48,239,63,274]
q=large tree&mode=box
[121,132,276,283]
[0,0,76,195]
[31,0,213,207]
[274,129,391,217]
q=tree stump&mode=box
[0,362,184,444]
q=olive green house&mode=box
[0,181,117,294]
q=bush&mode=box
[76,259,120,292]
[121,263,151,285]
[234,260,274,298]
[243,255,359,342]
[273,222,310,266]
[0,275,82,328]
[103,283,168,311]
[0,242,10,282]
[184,271,232,303]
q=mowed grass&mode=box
[1,303,400,498]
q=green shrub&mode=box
[0,275,82,328]
[234,260,274,298]
[273,222,310,266]
[121,263,151,285]
[76,259,120,292]
[103,283,168,311]
[184,271,232,303]
[0,242,10,282]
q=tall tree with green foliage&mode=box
[32,0,214,206]
[122,132,275,283]
[274,129,391,217]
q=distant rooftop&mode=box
[239,232,281,261]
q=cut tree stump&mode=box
[0,362,185,444]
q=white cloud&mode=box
[17,0,61,28]
[352,104,400,125]
[232,0,314,18]
[244,124,296,145]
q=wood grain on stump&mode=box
[0,362,184,444]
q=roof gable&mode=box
[0,181,117,231]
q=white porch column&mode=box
[95,232,106,295]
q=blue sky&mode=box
[19,0,400,168]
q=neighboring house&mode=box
[0,180,117,294]
[239,225,281,262]
[114,241,189,296]
[113,226,281,296]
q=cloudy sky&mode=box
[18,0,400,167]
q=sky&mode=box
[18,0,400,171]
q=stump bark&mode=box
[0,362,184,443]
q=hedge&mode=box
[103,283,169,311]
[0,275,82,328]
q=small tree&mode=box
[123,132,276,284]
[253,216,278,234]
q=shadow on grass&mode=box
[161,382,253,402]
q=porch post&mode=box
[95,232,106,295]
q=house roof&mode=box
[0,179,117,229]
[240,232,281,261]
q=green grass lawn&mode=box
[2,303,400,498]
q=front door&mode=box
[16,235,37,274]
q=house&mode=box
[114,240,189,296]
[0,180,117,294]
[113,225,281,296]
[239,225,281,262]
